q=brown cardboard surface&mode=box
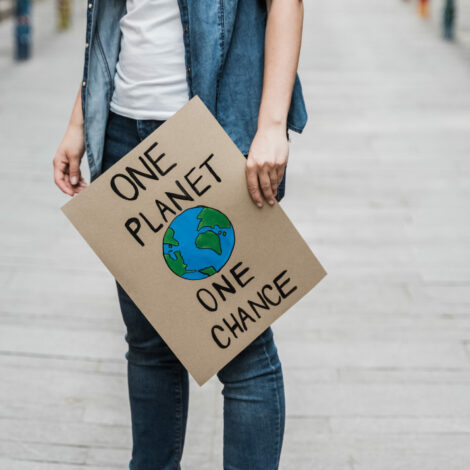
[62,96,326,385]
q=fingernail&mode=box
[71,176,78,185]
[257,202,263,208]
[269,199,275,205]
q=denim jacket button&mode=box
[186,67,191,73]
[184,27,189,34]
[88,3,92,8]
[82,81,86,86]
[85,43,89,48]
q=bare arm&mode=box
[53,86,87,196]
[246,0,304,207]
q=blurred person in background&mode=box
[52,0,307,468]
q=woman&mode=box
[53,0,307,468]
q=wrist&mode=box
[257,117,287,134]
[257,103,288,130]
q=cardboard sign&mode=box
[62,96,326,385]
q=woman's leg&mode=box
[102,111,189,470]
[217,327,285,470]
[117,284,189,470]
[216,158,286,469]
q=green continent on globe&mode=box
[163,227,179,246]
[195,230,222,255]
[199,266,217,276]
[197,207,231,231]
[164,251,195,276]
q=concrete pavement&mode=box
[1,0,470,468]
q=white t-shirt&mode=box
[110,0,190,120]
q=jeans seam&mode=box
[261,340,282,470]
[136,120,145,141]
[173,368,184,469]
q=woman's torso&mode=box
[109,0,190,120]
[81,0,307,181]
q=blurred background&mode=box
[1,0,470,468]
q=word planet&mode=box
[163,206,235,280]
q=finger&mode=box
[246,160,263,208]
[75,176,87,193]
[259,167,275,206]
[69,156,81,187]
[269,168,278,196]
[64,174,87,195]
[277,164,286,186]
[54,160,74,196]
[64,173,75,195]
[64,173,81,196]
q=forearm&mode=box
[69,86,84,129]
[258,0,304,129]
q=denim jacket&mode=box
[82,0,308,181]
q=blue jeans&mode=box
[102,111,286,470]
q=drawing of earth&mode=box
[162,206,235,280]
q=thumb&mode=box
[69,155,81,186]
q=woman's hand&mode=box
[53,122,87,196]
[53,87,87,196]
[245,123,289,207]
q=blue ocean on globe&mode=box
[162,206,235,280]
